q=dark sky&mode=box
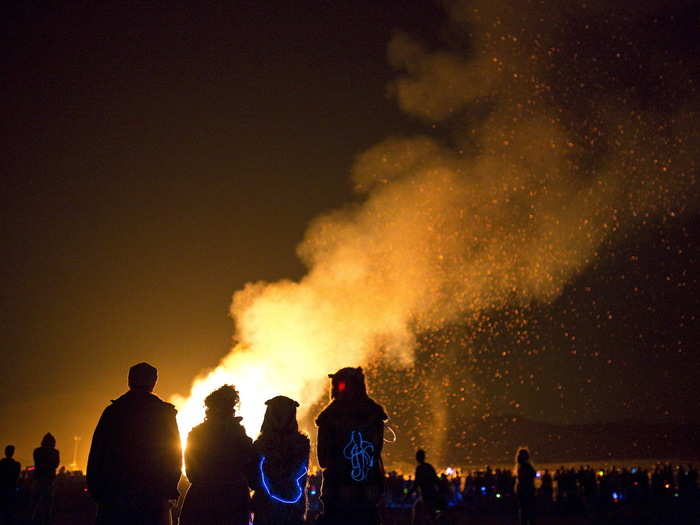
[2,1,699,469]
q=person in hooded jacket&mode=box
[316,367,388,525]
[31,432,60,525]
[180,384,256,525]
[87,362,181,525]
[252,396,309,525]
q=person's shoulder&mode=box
[154,396,177,413]
[364,397,388,421]
[142,392,177,415]
[315,401,337,426]
[188,420,206,438]
[293,431,311,453]
[232,418,253,442]
[109,391,177,420]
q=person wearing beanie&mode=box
[315,367,388,525]
[87,362,181,525]
[252,396,310,525]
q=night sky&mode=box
[2,1,698,470]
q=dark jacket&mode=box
[252,397,310,525]
[517,462,536,498]
[316,397,387,510]
[86,390,181,505]
[0,457,20,491]
[179,416,255,525]
[33,433,60,481]
[414,462,440,503]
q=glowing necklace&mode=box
[258,456,308,504]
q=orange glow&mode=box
[171,343,325,449]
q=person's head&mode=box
[128,362,157,392]
[260,396,300,435]
[41,433,56,448]
[204,385,239,419]
[516,447,530,465]
[4,445,14,458]
[328,367,367,401]
[416,449,426,464]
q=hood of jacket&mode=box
[315,397,387,428]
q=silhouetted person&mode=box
[316,367,388,525]
[539,469,553,513]
[32,433,60,525]
[87,362,181,525]
[252,396,310,525]
[410,449,441,525]
[180,385,256,525]
[515,448,536,525]
[0,445,20,525]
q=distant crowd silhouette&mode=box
[1,362,698,525]
[0,433,61,525]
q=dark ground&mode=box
[24,502,700,525]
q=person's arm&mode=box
[408,467,420,496]
[243,437,258,490]
[375,420,385,457]
[316,424,332,469]
[302,436,311,470]
[87,408,111,500]
[163,407,182,499]
[183,429,198,485]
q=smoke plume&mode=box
[174,0,698,446]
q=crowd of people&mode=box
[0,362,698,525]
[2,363,389,525]
[0,435,65,525]
[377,461,700,520]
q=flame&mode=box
[172,347,266,447]
[171,342,326,449]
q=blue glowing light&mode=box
[343,430,375,482]
[259,456,307,504]
[480,486,487,494]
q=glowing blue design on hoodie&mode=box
[259,456,307,504]
[343,431,374,482]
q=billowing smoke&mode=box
[174,0,698,454]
